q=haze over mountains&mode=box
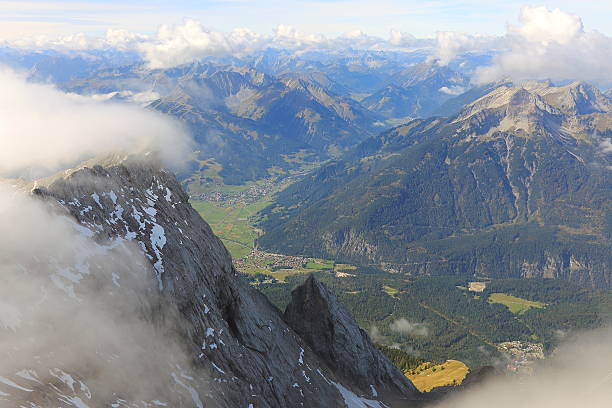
[0,3,611,407]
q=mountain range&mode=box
[257,81,612,288]
[1,48,489,186]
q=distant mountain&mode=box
[0,47,140,83]
[248,48,430,94]
[148,64,382,183]
[363,61,470,120]
[361,84,416,119]
[257,81,612,288]
[61,61,384,184]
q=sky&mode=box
[1,0,611,40]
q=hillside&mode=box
[362,61,469,121]
[64,61,383,185]
[257,81,612,288]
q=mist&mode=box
[0,68,204,405]
[0,184,208,405]
[433,328,612,408]
[389,318,429,337]
[0,67,192,179]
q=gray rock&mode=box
[284,275,422,403]
[15,154,422,407]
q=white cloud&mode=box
[509,6,583,45]
[434,328,612,408]
[475,6,612,87]
[600,138,612,153]
[439,85,466,95]
[388,29,417,47]
[389,318,429,337]
[138,20,405,68]
[0,68,191,178]
[2,18,437,69]
[7,28,149,51]
[139,20,267,69]
[430,31,500,66]
[369,325,384,343]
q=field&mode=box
[192,199,271,259]
[192,179,358,282]
[383,285,399,298]
[405,360,470,392]
[488,293,546,314]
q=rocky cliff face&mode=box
[284,276,421,404]
[0,155,419,407]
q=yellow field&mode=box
[488,293,545,314]
[405,360,469,392]
[383,285,399,298]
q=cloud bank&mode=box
[0,184,203,405]
[435,328,612,408]
[2,6,611,87]
[389,318,429,337]
[0,68,191,179]
[474,6,612,86]
[139,20,433,69]
[0,64,201,404]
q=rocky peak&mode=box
[453,85,561,137]
[538,81,611,115]
[284,275,422,403]
[4,155,422,407]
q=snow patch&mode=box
[91,193,102,208]
[171,373,203,408]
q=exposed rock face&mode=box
[284,275,422,403]
[0,155,420,407]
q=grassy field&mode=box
[193,196,357,283]
[383,285,399,298]
[306,261,334,270]
[488,293,546,314]
[192,199,271,259]
[405,360,469,392]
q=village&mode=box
[497,341,545,374]
[191,178,277,206]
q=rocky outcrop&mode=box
[0,155,421,407]
[284,275,422,404]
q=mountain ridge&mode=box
[257,81,612,288]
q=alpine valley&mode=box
[1,6,612,407]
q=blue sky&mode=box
[0,0,611,40]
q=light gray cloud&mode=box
[430,31,501,66]
[474,6,612,87]
[389,318,429,337]
[434,328,612,408]
[0,68,191,179]
[0,184,203,405]
[600,138,612,153]
[369,325,384,343]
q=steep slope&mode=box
[0,155,420,407]
[361,84,417,120]
[284,276,420,403]
[362,61,469,120]
[149,65,381,183]
[257,83,612,288]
